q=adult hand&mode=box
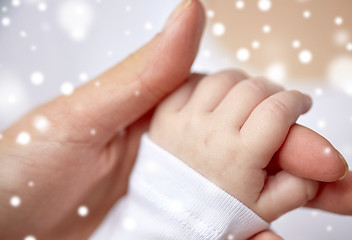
[251,176,352,240]
[251,172,351,240]
[251,125,351,240]
[274,125,351,215]
[0,0,205,239]
[0,1,349,240]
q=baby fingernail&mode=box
[337,151,349,180]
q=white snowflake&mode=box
[324,147,332,155]
[124,30,131,36]
[252,40,260,49]
[122,218,136,231]
[24,236,37,240]
[60,82,75,95]
[30,71,44,85]
[299,50,313,64]
[79,72,89,82]
[327,56,352,95]
[12,0,21,7]
[317,120,326,129]
[334,30,349,47]
[16,132,31,145]
[1,17,11,27]
[30,45,37,51]
[227,234,234,240]
[207,9,215,18]
[33,115,50,132]
[292,40,301,49]
[125,5,132,12]
[334,16,343,26]
[258,0,271,12]
[314,88,323,96]
[236,48,250,62]
[262,24,271,33]
[77,205,89,217]
[57,0,94,41]
[38,2,47,11]
[20,30,27,38]
[266,62,286,83]
[10,196,21,207]
[311,211,318,217]
[38,2,49,11]
[144,22,153,31]
[303,10,311,19]
[346,42,352,51]
[235,1,245,10]
[212,22,226,36]
[202,49,211,58]
[7,94,18,104]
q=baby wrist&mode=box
[132,133,269,239]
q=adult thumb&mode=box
[37,0,205,141]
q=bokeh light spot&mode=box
[258,0,272,12]
[17,132,31,145]
[77,205,89,217]
[60,82,75,95]
[2,17,11,27]
[10,196,21,207]
[235,1,245,10]
[299,50,313,64]
[236,48,250,62]
[122,218,136,231]
[30,71,44,85]
[212,22,226,36]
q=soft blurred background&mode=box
[0,0,351,239]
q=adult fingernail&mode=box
[165,0,193,28]
[337,151,349,180]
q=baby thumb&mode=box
[256,171,319,222]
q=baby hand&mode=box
[149,70,319,222]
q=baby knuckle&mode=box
[244,78,269,94]
[211,69,247,82]
[265,97,290,118]
[182,112,201,131]
[291,179,316,206]
[288,90,303,99]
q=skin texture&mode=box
[0,0,350,239]
[0,1,205,239]
[149,71,320,222]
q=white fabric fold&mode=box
[90,133,269,240]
